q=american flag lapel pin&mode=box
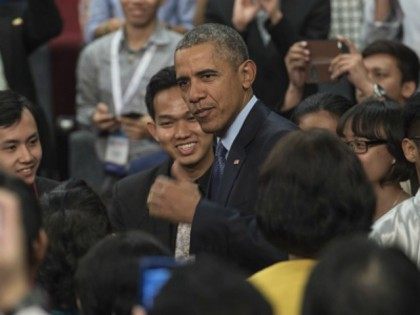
[233,159,240,165]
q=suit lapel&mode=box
[217,102,270,205]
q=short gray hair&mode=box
[176,23,249,67]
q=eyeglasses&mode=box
[344,139,388,154]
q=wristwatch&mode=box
[372,83,387,99]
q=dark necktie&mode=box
[210,141,227,200]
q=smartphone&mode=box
[138,256,180,310]
[121,112,143,119]
[305,39,349,84]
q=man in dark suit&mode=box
[110,66,214,254]
[147,23,297,272]
[0,90,58,198]
[205,0,330,108]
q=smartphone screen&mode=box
[306,40,347,84]
[139,256,180,310]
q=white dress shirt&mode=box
[371,189,420,267]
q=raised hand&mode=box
[232,0,261,32]
[285,41,310,89]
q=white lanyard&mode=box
[110,29,157,116]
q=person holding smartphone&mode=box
[76,0,183,193]
[282,38,419,112]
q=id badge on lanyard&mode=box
[104,30,157,176]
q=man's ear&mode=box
[402,138,418,163]
[401,81,417,100]
[146,120,159,142]
[239,60,257,89]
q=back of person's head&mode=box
[0,89,40,129]
[404,92,420,138]
[150,255,272,315]
[337,99,411,184]
[75,231,170,315]
[0,171,42,267]
[145,66,177,119]
[37,179,111,311]
[362,40,419,87]
[256,129,375,258]
[292,93,353,132]
[176,23,249,68]
[302,236,420,315]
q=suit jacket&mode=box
[35,176,59,198]
[205,0,330,108]
[0,0,62,103]
[110,159,211,253]
[191,101,297,273]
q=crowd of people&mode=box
[1,0,420,314]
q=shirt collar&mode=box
[120,23,171,51]
[219,95,257,152]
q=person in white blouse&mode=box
[371,93,420,267]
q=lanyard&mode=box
[110,29,157,116]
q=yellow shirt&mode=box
[249,259,316,315]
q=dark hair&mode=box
[292,93,353,125]
[150,255,272,315]
[176,23,249,68]
[0,89,40,130]
[37,179,111,311]
[75,231,170,315]
[403,92,420,138]
[337,99,411,184]
[0,172,42,266]
[302,236,420,315]
[256,129,375,258]
[145,66,178,119]
[362,40,419,86]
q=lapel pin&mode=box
[12,17,23,26]
[233,159,240,165]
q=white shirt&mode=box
[371,189,420,267]
[362,0,420,57]
[219,95,258,159]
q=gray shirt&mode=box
[76,24,182,161]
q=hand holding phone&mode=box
[121,112,143,120]
[285,41,311,89]
[305,39,348,84]
[120,113,150,140]
[92,102,120,132]
[328,37,375,97]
